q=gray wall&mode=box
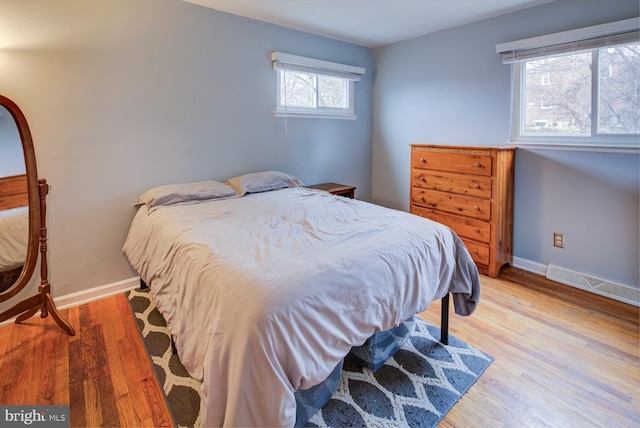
[0,0,373,303]
[372,0,640,288]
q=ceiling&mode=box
[182,0,556,48]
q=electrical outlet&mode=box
[553,233,564,248]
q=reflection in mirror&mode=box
[0,104,29,292]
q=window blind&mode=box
[496,18,639,64]
[271,52,365,81]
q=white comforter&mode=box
[0,206,29,272]
[123,187,480,427]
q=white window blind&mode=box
[271,52,365,81]
[497,18,639,63]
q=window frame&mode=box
[511,46,639,152]
[498,19,639,153]
[271,52,364,120]
[274,69,357,119]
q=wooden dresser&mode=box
[410,144,516,278]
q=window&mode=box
[497,19,640,151]
[522,51,593,136]
[271,52,365,119]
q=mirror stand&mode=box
[0,180,75,335]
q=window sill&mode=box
[507,141,639,154]
[273,111,357,120]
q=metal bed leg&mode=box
[441,294,450,345]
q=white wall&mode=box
[372,0,640,289]
[0,0,373,306]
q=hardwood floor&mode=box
[0,292,173,427]
[0,267,638,427]
[420,267,639,428]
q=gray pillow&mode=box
[135,180,237,208]
[225,171,303,196]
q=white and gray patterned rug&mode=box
[127,287,493,427]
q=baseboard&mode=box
[512,257,639,307]
[55,277,140,310]
[512,257,547,276]
[0,277,140,327]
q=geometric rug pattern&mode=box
[127,287,493,428]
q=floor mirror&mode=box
[0,94,75,335]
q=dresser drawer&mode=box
[411,169,492,198]
[410,206,491,243]
[411,188,491,221]
[461,238,490,265]
[412,151,492,176]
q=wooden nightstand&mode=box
[308,182,356,199]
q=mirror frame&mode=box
[0,95,41,302]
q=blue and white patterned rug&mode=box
[127,288,493,427]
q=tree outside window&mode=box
[522,43,639,137]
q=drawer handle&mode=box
[474,184,480,189]
[474,205,480,211]
[471,249,478,254]
[474,162,481,168]
[420,157,426,163]
[418,195,425,201]
[419,175,426,182]
[474,227,480,233]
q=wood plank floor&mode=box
[1,267,638,427]
[0,290,173,427]
[420,267,639,428]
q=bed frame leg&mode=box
[140,278,148,290]
[441,294,449,345]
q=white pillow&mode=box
[225,171,303,196]
[135,180,237,208]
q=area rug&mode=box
[127,288,493,427]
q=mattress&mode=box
[123,186,480,427]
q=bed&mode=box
[123,172,480,427]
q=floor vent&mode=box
[546,264,639,307]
